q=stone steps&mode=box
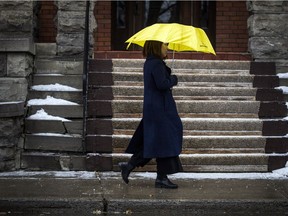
[108,59,251,70]
[22,43,85,168]
[21,54,288,172]
[86,59,288,173]
[35,59,83,75]
[94,72,254,83]
[111,81,253,88]
[112,153,268,172]
[89,118,263,132]
[88,100,261,116]
[89,86,257,97]
[32,74,82,89]
[27,105,83,118]
[28,90,82,104]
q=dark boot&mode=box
[118,162,134,184]
[155,174,178,189]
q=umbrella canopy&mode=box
[126,23,216,55]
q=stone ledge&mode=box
[0,102,25,117]
[0,38,35,55]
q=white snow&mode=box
[275,86,288,94]
[1,167,288,180]
[0,101,24,105]
[27,109,71,122]
[32,133,81,138]
[27,96,78,106]
[277,72,288,78]
[31,83,80,91]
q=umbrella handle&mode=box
[172,49,175,73]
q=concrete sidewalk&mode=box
[0,171,288,215]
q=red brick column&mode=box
[37,1,57,43]
[216,1,249,53]
[94,1,111,51]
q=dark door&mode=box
[112,1,216,51]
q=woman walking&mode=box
[119,40,183,189]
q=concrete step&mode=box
[108,95,255,101]
[108,59,251,70]
[88,118,263,133]
[20,152,88,171]
[25,119,82,134]
[27,105,83,118]
[111,153,268,172]
[89,72,254,84]
[28,90,82,104]
[35,59,83,75]
[88,100,261,117]
[24,134,83,152]
[89,86,257,98]
[113,67,250,75]
[87,134,267,154]
[32,74,82,89]
[35,43,56,58]
[112,81,253,88]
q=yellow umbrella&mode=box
[126,23,216,55]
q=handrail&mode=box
[82,0,90,152]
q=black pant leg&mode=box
[156,156,183,175]
[129,150,151,168]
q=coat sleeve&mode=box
[151,61,178,90]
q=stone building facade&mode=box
[0,0,287,171]
[247,1,288,73]
[0,0,96,171]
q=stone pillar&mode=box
[247,1,288,72]
[55,1,96,58]
[0,0,35,171]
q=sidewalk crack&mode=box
[96,171,109,214]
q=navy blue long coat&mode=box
[126,55,183,158]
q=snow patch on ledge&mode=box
[27,96,78,106]
[31,83,80,91]
[27,109,71,122]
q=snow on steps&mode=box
[22,44,84,168]
[21,50,288,172]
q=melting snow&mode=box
[31,133,79,137]
[277,72,288,78]
[275,86,288,94]
[27,96,78,106]
[31,83,80,91]
[1,167,288,180]
[27,109,71,122]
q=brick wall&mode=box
[216,1,249,53]
[37,1,57,43]
[94,1,111,51]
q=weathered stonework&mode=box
[7,53,33,77]
[0,0,35,171]
[55,1,96,57]
[247,1,288,72]
[0,78,28,102]
[0,1,34,37]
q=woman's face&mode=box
[161,43,168,58]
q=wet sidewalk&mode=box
[0,171,288,215]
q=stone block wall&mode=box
[55,1,96,58]
[247,1,288,72]
[0,1,35,171]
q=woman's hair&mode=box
[142,40,163,58]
